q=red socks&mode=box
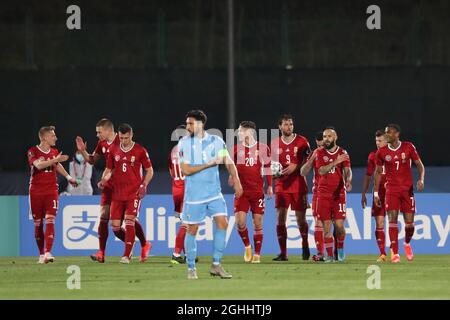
[336,233,345,249]
[98,218,109,253]
[124,219,136,258]
[375,228,386,255]
[276,225,287,256]
[135,220,147,247]
[44,216,55,253]
[174,225,187,255]
[389,222,399,254]
[314,225,324,255]
[405,222,415,244]
[299,223,309,248]
[238,227,251,247]
[254,229,264,255]
[325,236,334,257]
[34,219,44,255]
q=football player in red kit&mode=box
[232,121,273,263]
[361,130,388,262]
[374,124,425,263]
[314,128,352,263]
[169,125,189,264]
[27,126,78,264]
[100,123,154,264]
[300,131,325,261]
[76,119,150,263]
[271,114,311,261]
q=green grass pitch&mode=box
[0,255,449,299]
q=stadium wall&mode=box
[6,193,450,257]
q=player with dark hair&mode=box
[362,130,388,262]
[178,109,243,279]
[314,128,352,262]
[232,120,273,263]
[300,131,325,261]
[76,119,150,263]
[271,114,311,261]
[374,124,425,263]
[27,126,78,263]
[99,123,154,264]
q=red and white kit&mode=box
[271,134,310,210]
[314,147,351,221]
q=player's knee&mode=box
[45,215,55,224]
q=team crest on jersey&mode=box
[323,156,329,162]
[401,152,406,160]
[102,147,106,154]
[115,155,120,162]
[238,150,245,157]
[294,147,298,154]
[254,150,259,157]
[131,156,135,166]
[385,155,392,161]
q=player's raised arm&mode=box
[76,136,100,165]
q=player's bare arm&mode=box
[32,152,69,170]
[361,173,372,208]
[98,168,112,189]
[300,149,317,176]
[373,165,383,207]
[222,154,243,199]
[75,136,101,165]
[56,163,78,187]
[318,153,349,175]
[343,166,352,192]
[415,159,425,191]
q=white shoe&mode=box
[244,245,252,263]
[44,252,55,264]
[37,254,45,264]
[120,256,131,264]
[188,268,198,280]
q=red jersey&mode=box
[106,142,152,201]
[367,150,386,194]
[233,142,272,193]
[27,146,60,195]
[306,148,321,194]
[314,146,351,199]
[94,133,120,188]
[169,145,185,196]
[375,141,420,193]
[271,134,310,194]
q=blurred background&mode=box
[0,0,449,194]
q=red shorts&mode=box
[173,193,184,214]
[110,198,141,220]
[385,189,415,213]
[100,186,113,206]
[372,191,386,217]
[312,193,318,217]
[316,194,346,221]
[29,193,59,219]
[275,192,308,211]
[234,192,265,214]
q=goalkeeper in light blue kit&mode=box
[177,110,243,279]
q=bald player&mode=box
[313,128,352,262]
